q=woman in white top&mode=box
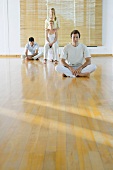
[45,8,60,30]
[44,20,59,64]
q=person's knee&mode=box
[53,43,58,49]
[92,64,97,71]
[44,45,47,49]
[38,52,43,56]
[52,42,55,46]
[94,64,97,70]
[44,43,49,49]
[55,64,61,72]
[55,65,59,71]
[81,64,97,73]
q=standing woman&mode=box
[45,8,60,30]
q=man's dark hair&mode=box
[70,30,80,38]
[29,37,34,42]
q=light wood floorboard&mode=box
[0,57,113,170]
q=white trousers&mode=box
[55,64,97,77]
[44,42,59,61]
[21,52,43,60]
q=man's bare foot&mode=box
[26,57,33,60]
[76,72,90,77]
[62,73,67,77]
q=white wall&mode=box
[0,0,9,54]
[0,0,113,55]
[0,0,21,55]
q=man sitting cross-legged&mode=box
[21,37,43,60]
[55,30,97,78]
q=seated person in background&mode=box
[21,37,43,60]
[43,20,59,64]
[55,30,97,78]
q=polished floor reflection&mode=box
[0,57,113,170]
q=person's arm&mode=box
[25,48,32,59]
[57,18,60,29]
[25,44,33,58]
[80,45,91,69]
[61,58,71,68]
[80,57,91,69]
[31,43,39,57]
[75,57,91,75]
[45,29,50,43]
[61,46,77,75]
[75,45,91,74]
[25,49,28,56]
[31,49,38,57]
[61,58,77,75]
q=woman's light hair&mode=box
[50,8,56,21]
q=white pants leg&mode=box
[32,52,43,60]
[52,42,59,61]
[44,43,50,59]
[55,65,76,77]
[44,42,59,61]
[21,52,43,60]
[81,64,97,73]
[55,64,97,77]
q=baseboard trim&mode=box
[91,54,112,57]
[0,54,112,58]
[0,55,20,58]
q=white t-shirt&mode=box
[25,42,39,55]
[61,43,91,67]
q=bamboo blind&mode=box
[20,0,47,47]
[20,0,102,47]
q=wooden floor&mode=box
[0,56,113,170]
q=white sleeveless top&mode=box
[48,33,55,43]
